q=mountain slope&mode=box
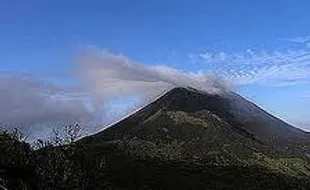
[83,87,310,156]
[79,87,310,189]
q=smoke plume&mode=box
[0,47,229,139]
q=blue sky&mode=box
[1,0,310,131]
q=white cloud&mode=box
[281,36,310,43]
[3,43,310,138]
[0,48,231,139]
[199,52,213,62]
[198,52,230,63]
[216,52,228,61]
[281,35,310,50]
[78,48,230,100]
[0,74,102,138]
[192,48,310,87]
[246,49,254,56]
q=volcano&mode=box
[79,87,310,189]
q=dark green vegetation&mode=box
[1,87,310,189]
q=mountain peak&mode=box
[83,87,310,157]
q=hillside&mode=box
[78,87,310,189]
[83,87,310,157]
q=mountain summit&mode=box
[80,87,310,189]
[84,87,309,154]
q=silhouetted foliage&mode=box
[0,125,88,190]
[1,126,310,190]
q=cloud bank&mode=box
[0,74,99,138]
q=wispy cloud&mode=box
[281,36,310,43]
[190,48,310,86]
